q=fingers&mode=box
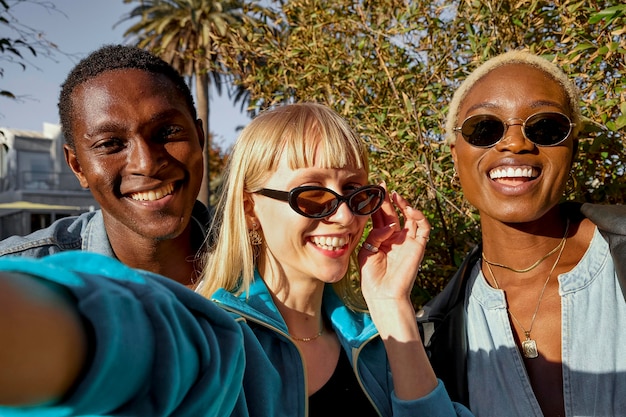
[362,242,379,253]
[370,183,400,232]
[361,186,430,260]
[390,191,431,243]
[361,222,397,256]
[369,185,431,240]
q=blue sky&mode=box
[1,0,250,148]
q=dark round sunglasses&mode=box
[454,112,575,148]
[255,184,386,219]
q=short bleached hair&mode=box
[445,50,582,144]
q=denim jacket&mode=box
[212,272,473,417]
[0,201,211,258]
[417,203,626,416]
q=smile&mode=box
[310,236,348,251]
[489,166,539,180]
[128,183,175,201]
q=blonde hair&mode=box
[198,102,369,309]
[445,50,582,144]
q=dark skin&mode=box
[64,69,204,287]
[0,272,86,406]
[451,64,595,416]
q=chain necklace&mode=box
[290,327,324,342]
[482,219,569,273]
[483,221,569,359]
[290,318,325,342]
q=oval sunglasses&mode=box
[454,112,575,148]
[255,184,385,218]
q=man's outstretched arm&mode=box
[0,272,87,406]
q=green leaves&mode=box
[588,4,625,25]
[1,1,61,100]
[220,0,625,304]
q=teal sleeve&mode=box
[0,252,245,417]
[391,380,475,417]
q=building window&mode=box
[18,151,53,189]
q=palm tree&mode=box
[119,0,246,206]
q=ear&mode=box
[570,138,579,167]
[450,142,458,166]
[195,119,205,150]
[63,144,89,189]
[243,192,258,229]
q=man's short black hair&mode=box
[58,44,197,149]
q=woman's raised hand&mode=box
[357,185,438,400]
[358,184,431,303]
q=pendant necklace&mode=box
[483,220,569,273]
[483,220,569,359]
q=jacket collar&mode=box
[82,210,115,256]
[581,203,626,302]
[212,270,379,347]
[83,200,210,257]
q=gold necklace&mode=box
[291,327,324,342]
[482,220,569,273]
[484,226,568,359]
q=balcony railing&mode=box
[4,171,86,192]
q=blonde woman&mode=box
[199,102,472,416]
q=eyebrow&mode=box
[148,109,190,124]
[83,121,126,141]
[464,99,567,114]
[83,109,190,140]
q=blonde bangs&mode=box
[240,104,369,181]
[283,112,367,173]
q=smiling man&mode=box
[0,45,209,287]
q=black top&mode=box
[308,348,379,417]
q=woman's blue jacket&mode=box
[212,271,473,417]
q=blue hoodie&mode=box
[211,270,474,417]
[0,252,245,417]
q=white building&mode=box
[0,123,98,239]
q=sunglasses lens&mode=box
[348,187,385,215]
[524,113,571,146]
[294,188,338,218]
[292,186,385,218]
[461,115,505,147]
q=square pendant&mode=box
[521,339,538,359]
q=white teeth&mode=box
[489,167,538,179]
[311,236,347,250]
[129,183,174,201]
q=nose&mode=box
[325,199,356,225]
[126,138,167,176]
[495,120,535,153]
